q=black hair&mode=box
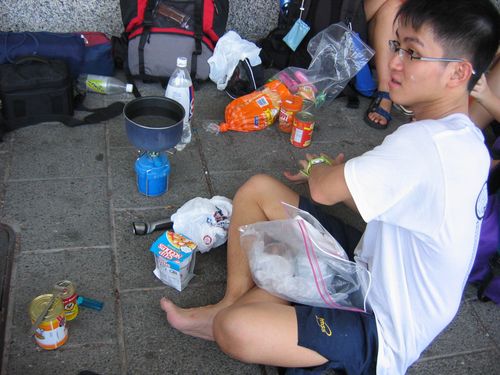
[396,0,500,90]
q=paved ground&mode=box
[0,73,499,375]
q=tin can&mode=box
[29,294,68,350]
[56,280,79,321]
[278,95,303,133]
[291,111,315,148]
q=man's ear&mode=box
[448,61,474,88]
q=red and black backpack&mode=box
[119,0,229,81]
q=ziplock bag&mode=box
[239,203,371,312]
[272,22,374,110]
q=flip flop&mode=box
[364,91,392,130]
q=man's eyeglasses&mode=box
[388,40,476,74]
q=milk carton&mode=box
[150,230,197,291]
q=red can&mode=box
[290,111,315,148]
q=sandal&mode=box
[393,103,414,116]
[364,91,392,130]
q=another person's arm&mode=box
[470,73,500,123]
[470,58,500,128]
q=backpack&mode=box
[224,58,264,99]
[468,168,500,304]
[259,0,367,70]
[119,0,229,82]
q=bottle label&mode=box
[86,79,106,94]
[165,80,194,125]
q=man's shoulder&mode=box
[394,114,477,138]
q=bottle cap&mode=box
[177,57,188,68]
[125,83,134,93]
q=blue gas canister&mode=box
[135,153,170,197]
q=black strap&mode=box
[191,0,204,80]
[67,98,125,127]
[124,60,142,98]
[0,95,125,141]
[139,0,155,77]
[341,0,361,27]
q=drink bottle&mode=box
[165,57,194,151]
[77,74,133,95]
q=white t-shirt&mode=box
[344,114,490,374]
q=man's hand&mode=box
[283,152,344,183]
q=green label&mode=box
[86,79,105,94]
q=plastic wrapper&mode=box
[271,22,375,110]
[171,196,232,253]
[239,203,372,312]
[217,79,291,133]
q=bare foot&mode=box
[367,97,392,126]
[160,297,229,341]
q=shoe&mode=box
[364,91,392,130]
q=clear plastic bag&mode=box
[239,203,371,312]
[271,22,375,110]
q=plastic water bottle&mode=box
[165,57,194,151]
[77,74,133,95]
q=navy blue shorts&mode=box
[286,197,378,375]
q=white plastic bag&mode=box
[239,203,372,312]
[171,196,232,253]
[208,31,262,90]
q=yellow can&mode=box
[57,280,79,321]
[29,294,68,350]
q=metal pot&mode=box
[123,96,185,152]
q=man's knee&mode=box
[213,308,255,363]
[234,173,278,201]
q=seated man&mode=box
[161,0,500,373]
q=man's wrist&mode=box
[304,156,332,176]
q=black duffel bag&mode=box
[0,56,124,141]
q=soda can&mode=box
[29,294,68,350]
[56,280,79,321]
[290,111,315,148]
